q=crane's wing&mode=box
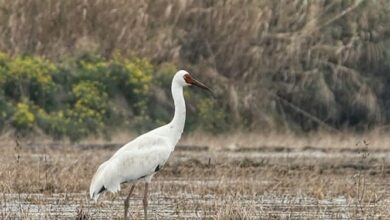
[89,135,172,201]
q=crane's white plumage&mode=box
[89,70,210,217]
[89,134,171,201]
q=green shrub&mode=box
[0,51,215,140]
[110,56,153,114]
[12,102,35,130]
[72,81,109,116]
[36,109,68,139]
[4,55,58,109]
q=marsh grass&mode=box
[0,133,389,218]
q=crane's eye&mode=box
[183,74,192,84]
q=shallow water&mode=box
[2,188,389,219]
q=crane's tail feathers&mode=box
[90,168,121,202]
[90,184,105,202]
[90,184,121,202]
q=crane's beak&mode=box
[191,78,214,96]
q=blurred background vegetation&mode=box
[0,0,389,140]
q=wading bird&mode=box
[89,70,212,219]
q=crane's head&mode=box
[175,70,213,94]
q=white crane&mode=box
[89,70,212,219]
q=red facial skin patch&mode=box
[184,74,193,84]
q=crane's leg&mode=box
[143,182,149,220]
[124,184,136,220]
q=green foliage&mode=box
[36,109,68,139]
[12,102,35,130]
[4,55,58,108]
[64,81,109,139]
[72,81,108,116]
[110,56,153,114]
[0,52,161,140]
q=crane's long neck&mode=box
[169,81,186,145]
